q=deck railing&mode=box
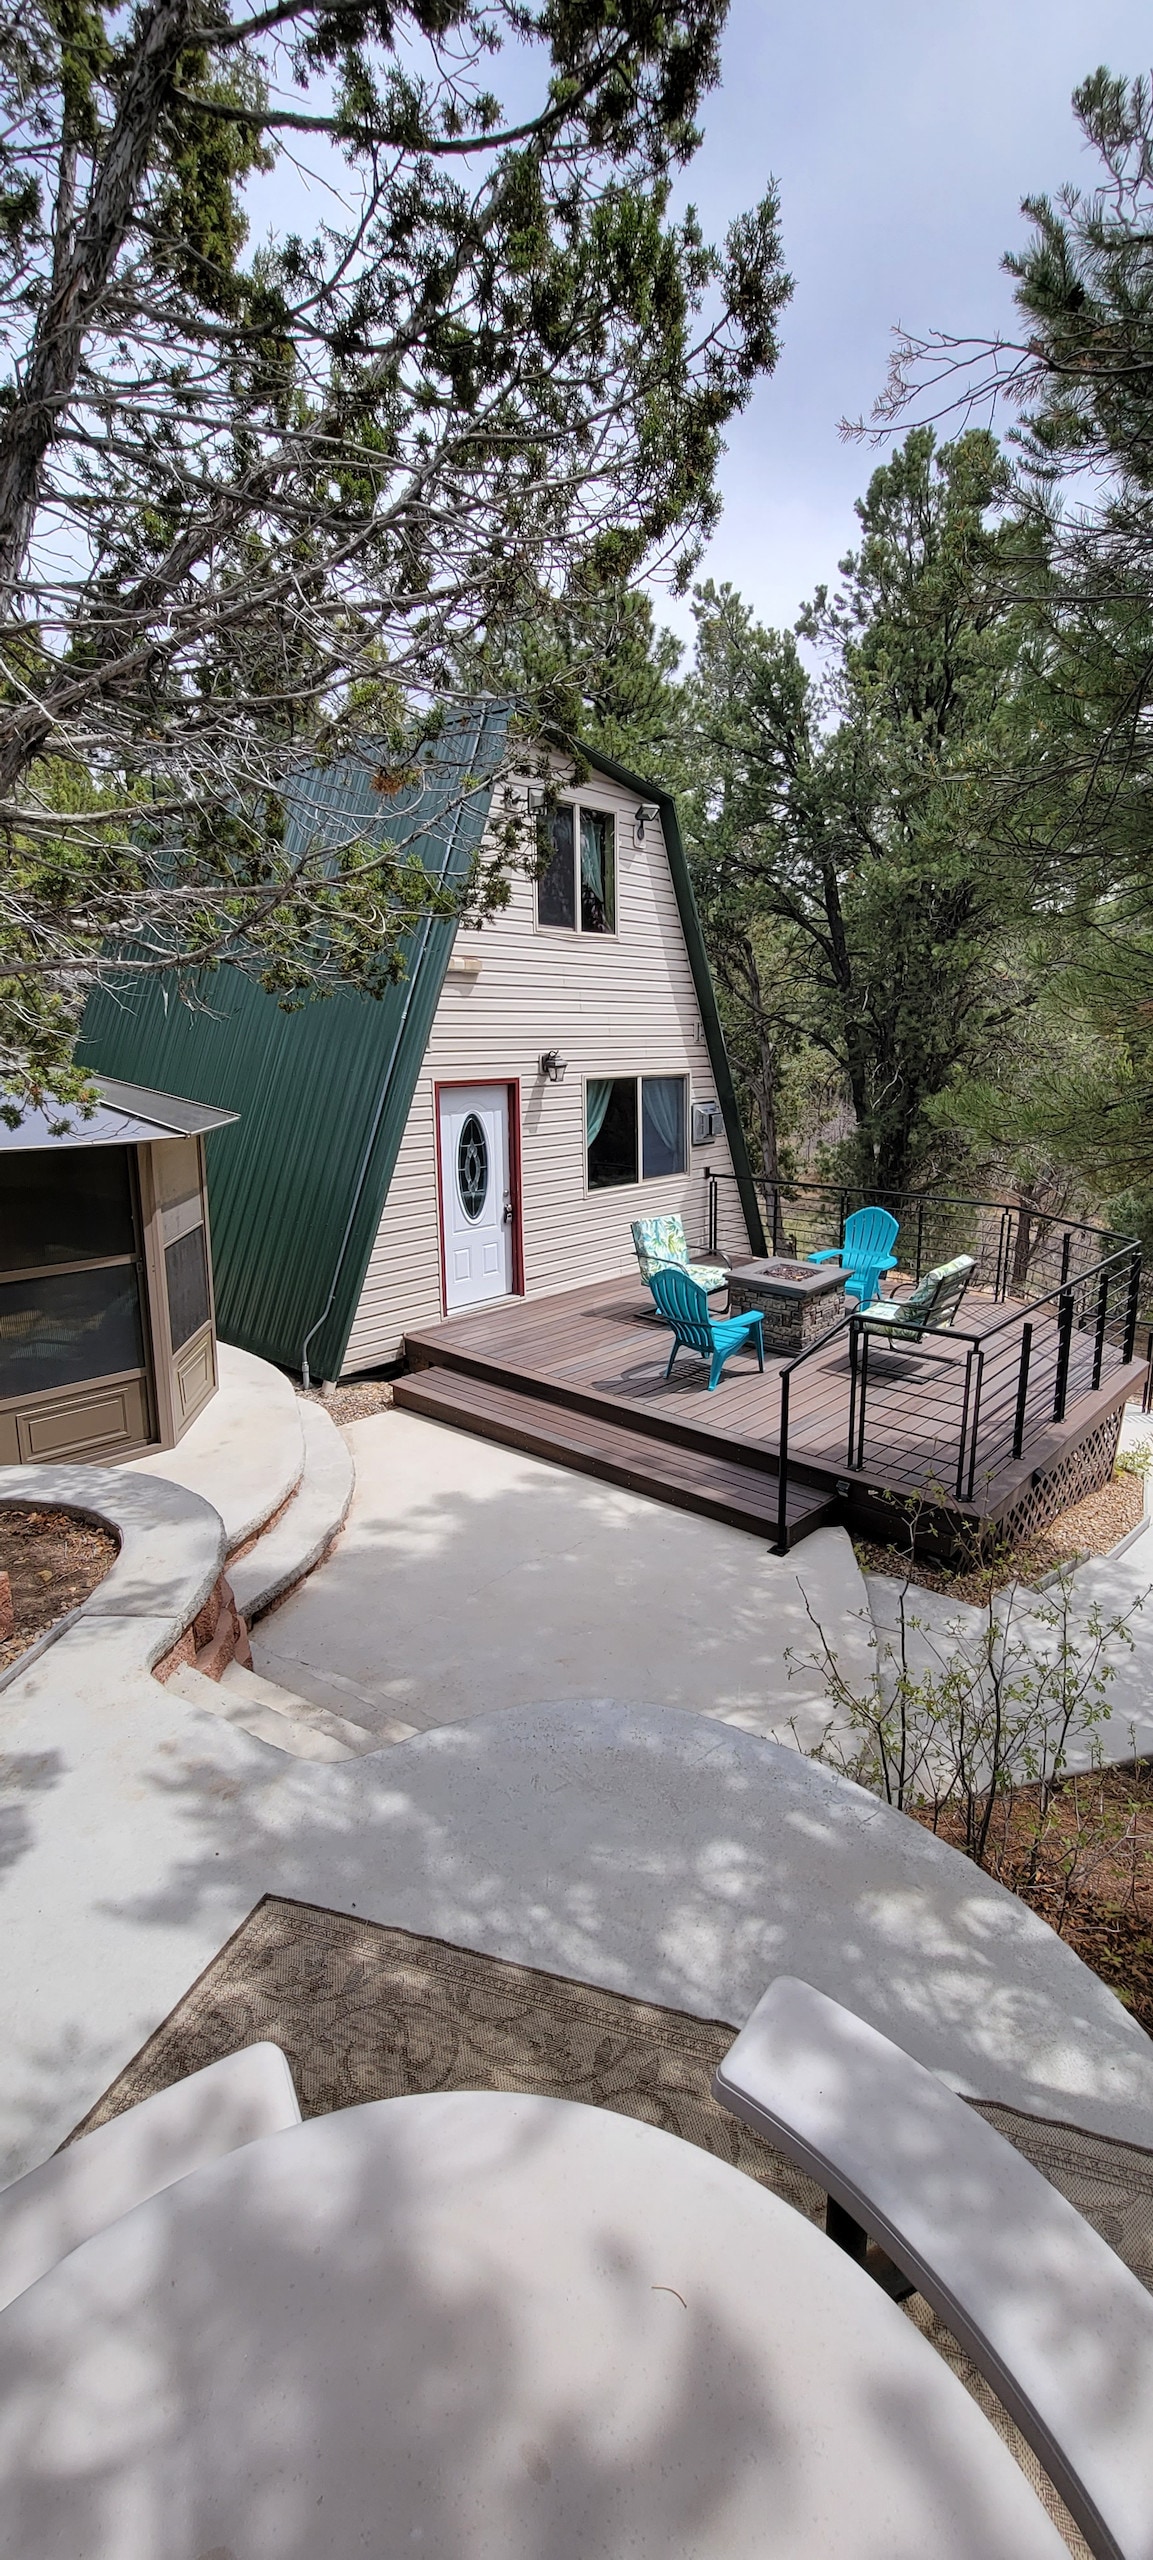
[704,1170,1141,1312]
[703,1173,1145,1541]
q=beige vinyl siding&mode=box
[342,769,752,1371]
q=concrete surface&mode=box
[3,1673,1153,2185]
[0,2093,1070,2560]
[0,2043,300,2315]
[125,1341,303,1550]
[0,1462,224,1662]
[166,1660,381,1763]
[229,1399,354,1620]
[253,1409,875,1747]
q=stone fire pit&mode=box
[726,1258,848,1354]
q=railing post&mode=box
[1053,1287,1074,1423]
[847,1318,859,1469]
[956,1347,976,1502]
[996,1210,1011,1303]
[1092,1264,1111,1392]
[1145,1327,1153,1418]
[965,1346,985,1503]
[1012,1324,1033,1461]
[771,1182,781,1254]
[1060,1231,1072,1288]
[707,1168,718,1258]
[1124,1246,1142,1364]
[915,1201,924,1283]
[855,1323,870,1472]
[775,1369,790,1554]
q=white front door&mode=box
[439,1084,515,1312]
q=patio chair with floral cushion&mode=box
[860,1255,976,1348]
[631,1214,728,1301]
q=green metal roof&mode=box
[79,708,508,1380]
[79,713,761,1377]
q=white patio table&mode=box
[0,2090,1069,2560]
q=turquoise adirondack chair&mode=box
[647,1264,765,1391]
[809,1205,899,1310]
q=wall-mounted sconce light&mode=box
[633,801,661,845]
[539,1049,568,1084]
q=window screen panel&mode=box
[587,1078,638,1189]
[641,1077,686,1177]
[579,810,615,933]
[0,1149,135,1274]
[165,1224,211,1350]
[536,807,576,928]
[0,1265,144,1398]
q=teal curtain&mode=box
[641,1076,684,1173]
[579,811,614,931]
[586,1078,613,1145]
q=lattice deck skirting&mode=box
[999,1410,1123,1550]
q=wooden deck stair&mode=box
[394,1362,840,1548]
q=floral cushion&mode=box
[632,1217,727,1294]
[631,1215,690,1278]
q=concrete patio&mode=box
[2,1375,1152,2191]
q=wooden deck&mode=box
[396,1277,1147,1550]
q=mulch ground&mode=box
[0,1505,119,1676]
[301,1378,395,1426]
[855,1463,1146,1605]
[912,1764,1153,2039]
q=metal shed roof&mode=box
[0,1077,238,1151]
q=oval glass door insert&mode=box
[456,1114,489,1221]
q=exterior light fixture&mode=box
[634,801,661,845]
[539,1049,568,1083]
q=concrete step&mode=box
[246,1639,419,1744]
[228,1400,355,1623]
[126,1343,305,1553]
[166,1657,380,1762]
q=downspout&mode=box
[298,816,466,1390]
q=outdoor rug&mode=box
[72,1893,1153,2560]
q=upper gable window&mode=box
[536,805,616,935]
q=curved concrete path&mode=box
[2,1664,1151,2183]
[124,1342,304,1552]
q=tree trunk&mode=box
[0,0,196,620]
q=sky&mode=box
[247,2,1153,656]
[658,0,1153,647]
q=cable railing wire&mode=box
[702,1171,1144,1542]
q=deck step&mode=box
[404,1322,830,1492]
[393,1367,840,1549]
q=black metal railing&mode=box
[846,1244,1139,1507]
[702,1171,1144,1534]
[773,1314,856,1552]
[704,1170,1141,1314]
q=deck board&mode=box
[398,1276,1146,1547]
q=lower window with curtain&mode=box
[586,1075,686,1188]
[640,1076,686,1176]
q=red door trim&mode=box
[433,1079,524,1317]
